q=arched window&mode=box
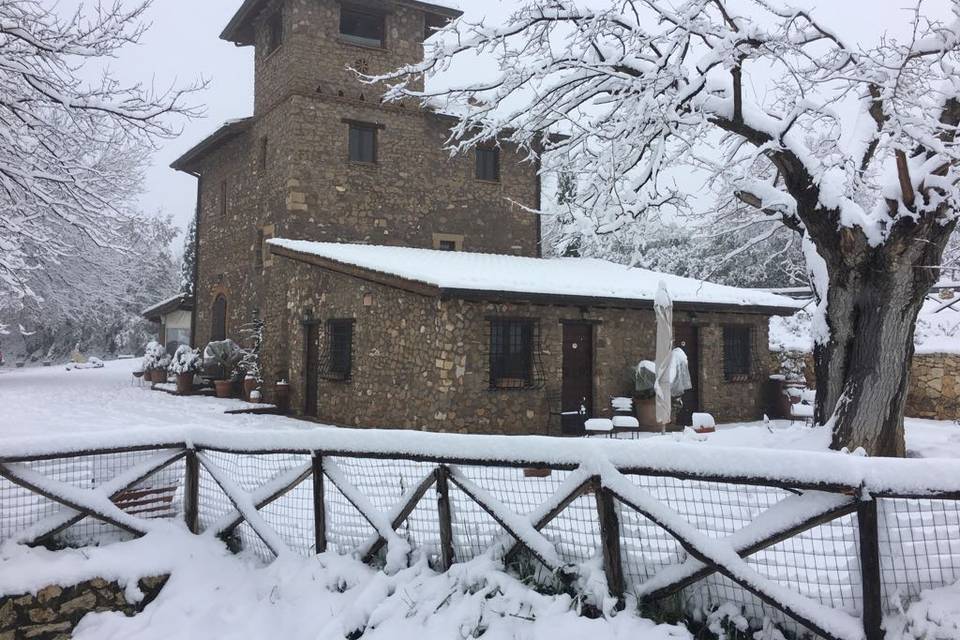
[211,295,227,342]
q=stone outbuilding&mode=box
[261,240,802,435]
[142,294,194,356]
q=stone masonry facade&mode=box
[178,0,541,357]
[0,576,167,640]
[267,254,773,433]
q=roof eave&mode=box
[270,242,801,316]
[170,119,253,173]
[440,288,801,316]
[221,0,464,46]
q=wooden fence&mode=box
[1,429,959,640]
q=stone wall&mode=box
[907,353,960,420]
[272,256,774,433]
[770,349,960,421]
[0,576,166,640]
[190,35,540,352]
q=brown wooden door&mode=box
[674,323,700,426]
[561,323,594,435]
[304,323,320,417]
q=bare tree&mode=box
[374,0,960,456]
[0,0,199,312]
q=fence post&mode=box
[858,496,884,640]
[313,453,327,554]
[183,448,199,534]
[435,465,454,571]
[594,478,625,607]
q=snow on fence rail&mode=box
[1,427,959,640]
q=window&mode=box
[219,180,227,217]
[348,123,377,163]
[323,319,354,380]
[265,9,283,55]
[432,233,463,251]
[489,319,536,389]
[723,326,753,382]
[476,147,500,182]
[256,225,275,269]
[340,6,385,48]
[258,136,269,171]
[211,295,227,342]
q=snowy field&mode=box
[2,358,958,458]
[2,360,960,640]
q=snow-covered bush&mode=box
[169,345,201,376]
[203,340,243,381]
[140,341,165,371]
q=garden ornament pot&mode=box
[176,372,194,395]
[243,376,258,401]
[214,379,232,398]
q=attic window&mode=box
[340,7,385,48]
[265,9,283,55]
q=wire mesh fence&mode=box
[1,442,959,640]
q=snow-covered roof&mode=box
[142,293,193,320]
[268,240,803,313]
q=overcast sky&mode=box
[116,0,951,242]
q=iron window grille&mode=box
[488,319,544,390]
[475,147,500,182]
[320,319,354,381]
[723,325,754,382]
[348,123,377,163]
[340,6,385,48]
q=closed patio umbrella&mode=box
[654,281,673,432]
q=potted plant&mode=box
[152,352,171,383]
[274,378,290,413]
[203,340,243,399]
[633,360,658,428]
[141,341,165,384]
[170,345,201,395]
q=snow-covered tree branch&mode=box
[372,0,960,456]
[0,0,201,311]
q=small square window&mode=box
[723,326,753,382]
[476,147,500,182]
[433,233,464,251]
[265,10,283,55]
[340,7,385,48]
[348,123,377,163]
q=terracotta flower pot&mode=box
[176,372,194,395]
[214,379,232,398]
[151,368,168,384]
[243,376,258,402]
[274,382,290,414]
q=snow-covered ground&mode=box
[2,359,959,639]
[0,358,312,438]
[1,527,692,640]
[2,358,958,458]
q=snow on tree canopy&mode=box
[268,240,802,311]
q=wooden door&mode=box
[561,323,594,435]
[673,323,700,426]
[303,323,320,418]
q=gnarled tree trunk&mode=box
[812,217,956,457]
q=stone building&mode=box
[263,241,800,433]
[172,0,801,433]
[173,0,540,353]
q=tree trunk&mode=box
[813,219,954,457]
